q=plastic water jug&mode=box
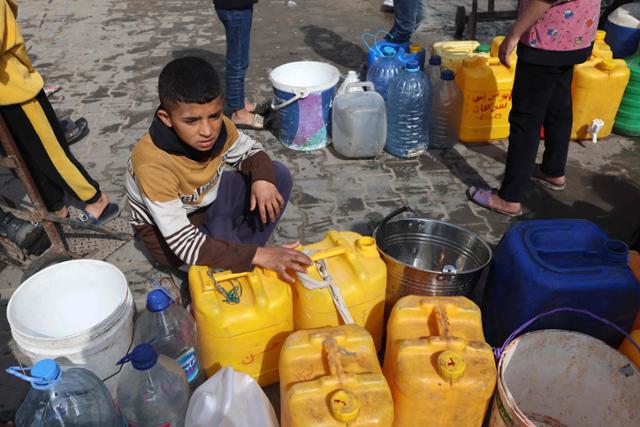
[571,58,630,141]
[383,296,496,427]
[366,37,410,69]
[336,71,363,96]
[279,325,394,427]
[456,56,515,142]
[117,344,189,427]
[604,3,640,58]
[401,43,426,70]
[7,359,119,426]
[432,40,488,73]
[483,219,640,347]
[367,46,403,102]
[429,69,462,149]
[428,54,442,87]
[490,35,518,64]
[133,289,206,391]
[332,82,387,158]
[292,231,387,350]
[614,51,640,136]
[386,60,431,158]
[188,265,293,386]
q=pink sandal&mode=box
[467,186,523,218]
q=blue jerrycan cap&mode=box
[429,55,442,66]
[441,69,455,80]
[405,60,420,71]
[146,289,173,312]
[5,359,62,390]
[117,343,159,371]
[381,46,397,57]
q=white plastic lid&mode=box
[608,3,640,29]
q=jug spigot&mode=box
[589,119,605,144]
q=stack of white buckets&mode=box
[7,260,134,397]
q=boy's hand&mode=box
[499,33,519,68]
[251,180,285,224]
[252,241,312,284]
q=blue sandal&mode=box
[78,203,119,225]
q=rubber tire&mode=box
[455,6,467,37]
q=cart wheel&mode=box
[455,6,467,37]
[21,252,71,283]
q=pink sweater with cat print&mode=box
[519,0,600,51]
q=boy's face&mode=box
[157,96,223,151]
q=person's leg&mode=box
[236,161,293,245]
[215,7,259,126]
[201,161,292,246]
[387,0,422,43]
[497,62,560,203]
[539,65,574,180]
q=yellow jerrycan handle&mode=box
[204,269,269,314]
[304,230,372,283]
[323,336,362,423]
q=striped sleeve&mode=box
[223,131,276,184]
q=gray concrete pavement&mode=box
[1,0,639,417]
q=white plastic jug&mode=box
[332,81,387,158]
[337,71,364,96]
[186,367,279,427]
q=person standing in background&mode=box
[213,0,266,130]
[385,0,425,44]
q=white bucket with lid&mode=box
[489,330,640,427]
[7,260,134,397]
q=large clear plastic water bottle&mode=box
[332,81,387,158]
[367,46,403,102]
[117,344,189,427]
[386,60,431,158]
[429,69,462,150]
[428,54,442,87]
[7,359,119,426]
[133,289,205,391]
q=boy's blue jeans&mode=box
[215,7,253,112]
[387,0,425,43]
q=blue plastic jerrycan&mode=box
[483,219,640,348]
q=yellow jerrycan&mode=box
[383,296,496,427]
[432,40,486,73]
[490,36,517,64]
[188,266,293,386]
[592,30,614,60]
[293,230,387,351]
[279,324,394,427]
[456,56,515,142]
[619,330,640,368]
[571,58,630,141]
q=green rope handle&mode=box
[207,269,243,304]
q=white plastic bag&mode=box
[186,367,279,427]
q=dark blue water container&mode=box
[604,4,640,58]
[399,43,427,70]
[367,39,411,69]
[483,219,640,348]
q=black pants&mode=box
[0,90,101,211]
[499,61,574,203]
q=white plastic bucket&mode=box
[269,61,339,151]
[489,330,640,427]
[7,260,134,397]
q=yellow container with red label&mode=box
[383,296,496,427]
[456,56,515,142]
[571,58,630,141]
[293,230,387,351]
[188,266,293,386]
[279,324,394,427]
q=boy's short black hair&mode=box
[158,57,222,109]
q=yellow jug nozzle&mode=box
[595,30,607,41]
[329,389,360,422]
[437,350,466,380]
[409,43,423,53]
[355,236,378,257]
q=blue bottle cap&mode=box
[429,55,442,66]
[31,359,62,387]
[117,344,158,371]
[146,289,172,312]
[441,69,455,80]
[381,46,397,57]
[405,60,420,71]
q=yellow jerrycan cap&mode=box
[437,350,466,380]
[329,389,360,422]
[409,43,423,53]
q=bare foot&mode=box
[244,99,256,112]
[533,165,565,186]
[489,192,522,214]
[53,206,69,218]
[84,192,109,219]
[232,108,259,127]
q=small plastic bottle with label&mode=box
[134,289,205,391]
[117,344,190,427]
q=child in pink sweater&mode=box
[469,0,600,216]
